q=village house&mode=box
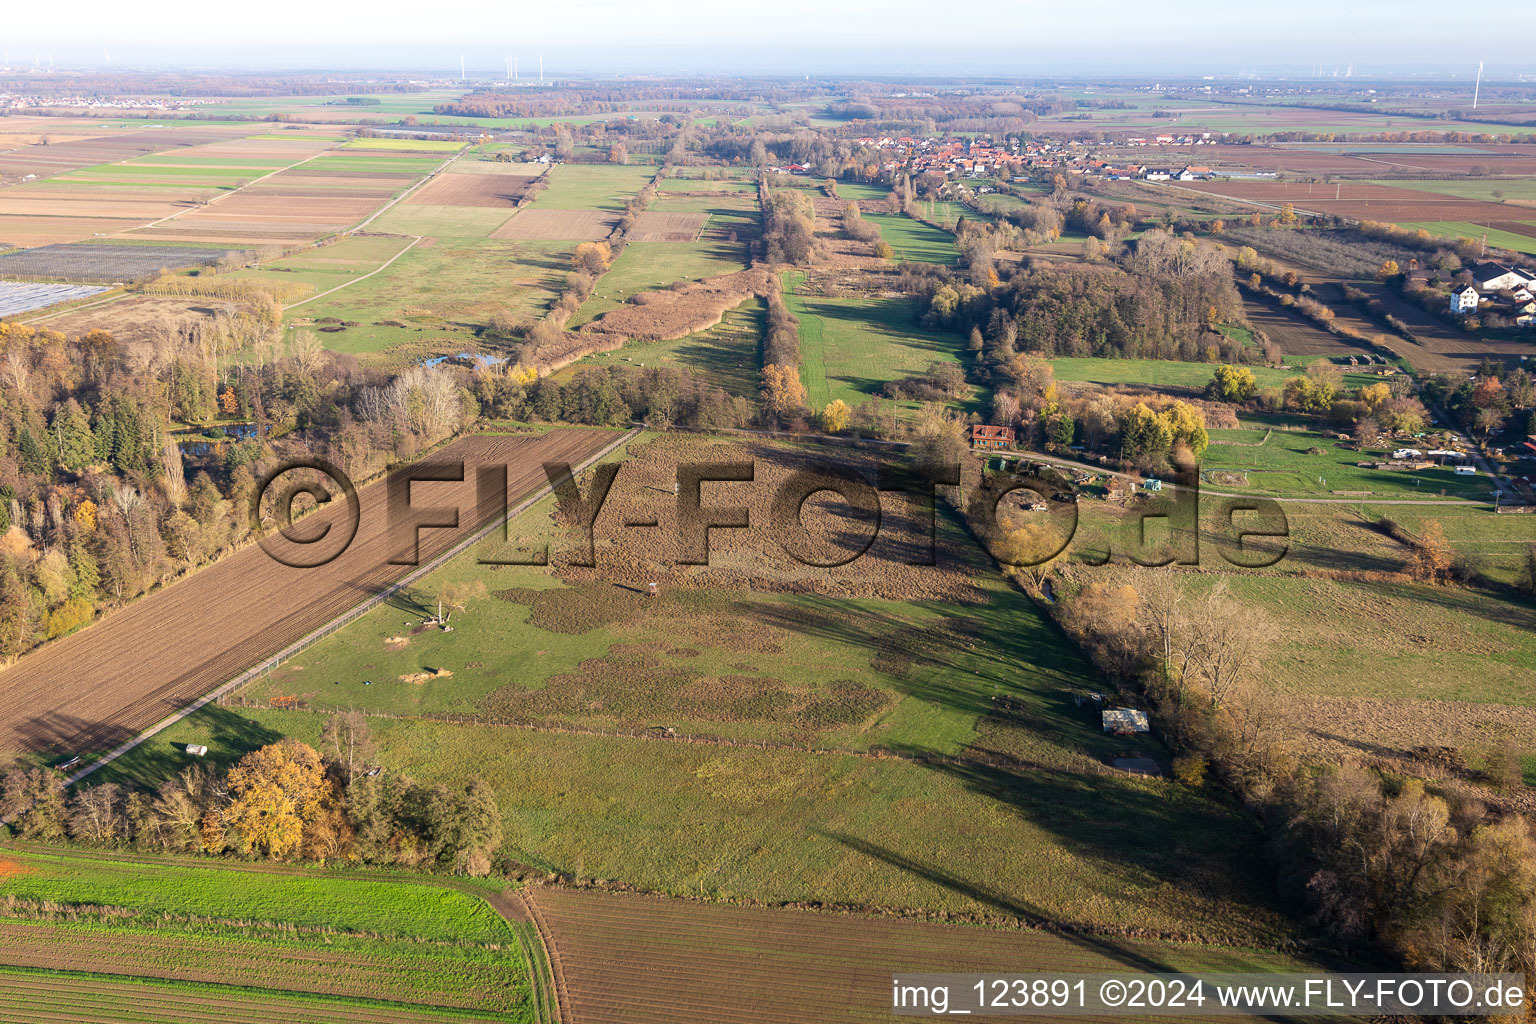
[971,424,1015,450]
[1451,285,1480,313]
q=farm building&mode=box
[1472,261,1535,293]
[972,424,1015,450]
[1102,708,1150,735]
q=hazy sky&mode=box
[3,0,1529,76]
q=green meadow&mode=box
[865,212,959,264]
[783,271,968,412]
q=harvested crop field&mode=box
[492,209,619,241]
[625,211,709,242]
[0,215,150,248]
[1242,296,1374,360]
[123,184,395,246]
[167,193,380,229]
[0,428,621,757]
[0,242,246,283]
[527,887,1312,1024]
[1486,219,1536,239]
[0,187,189,221]
[0,281,106,316]
[406,172,539,208]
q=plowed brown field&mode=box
[405,172,538,208]
[526,887,1309,1024]
[625,212,708,242]
[0,428,620,756]
[492,210,618,241]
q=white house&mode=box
[1451,285,1480,313]
[1472,261,1535,293]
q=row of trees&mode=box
[2,719,503,875]
[1206,361,1431,439]
[471,363,753,432]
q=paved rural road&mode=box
[0,428,625,761]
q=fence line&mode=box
[225,699,1088,776]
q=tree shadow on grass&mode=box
[832,746,1318,963]
[92,705,285,791]
[820,829,1185,971]
[12,712,137,762]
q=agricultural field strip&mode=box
[60,427,639,787]
[123,144,345,234]
[0,432,619,755]
[0,922,515,1016]
[0,843,547,1017]
[506,892,559,1024]
[0,966,512,1024]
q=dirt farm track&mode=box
[0,428,619,757]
